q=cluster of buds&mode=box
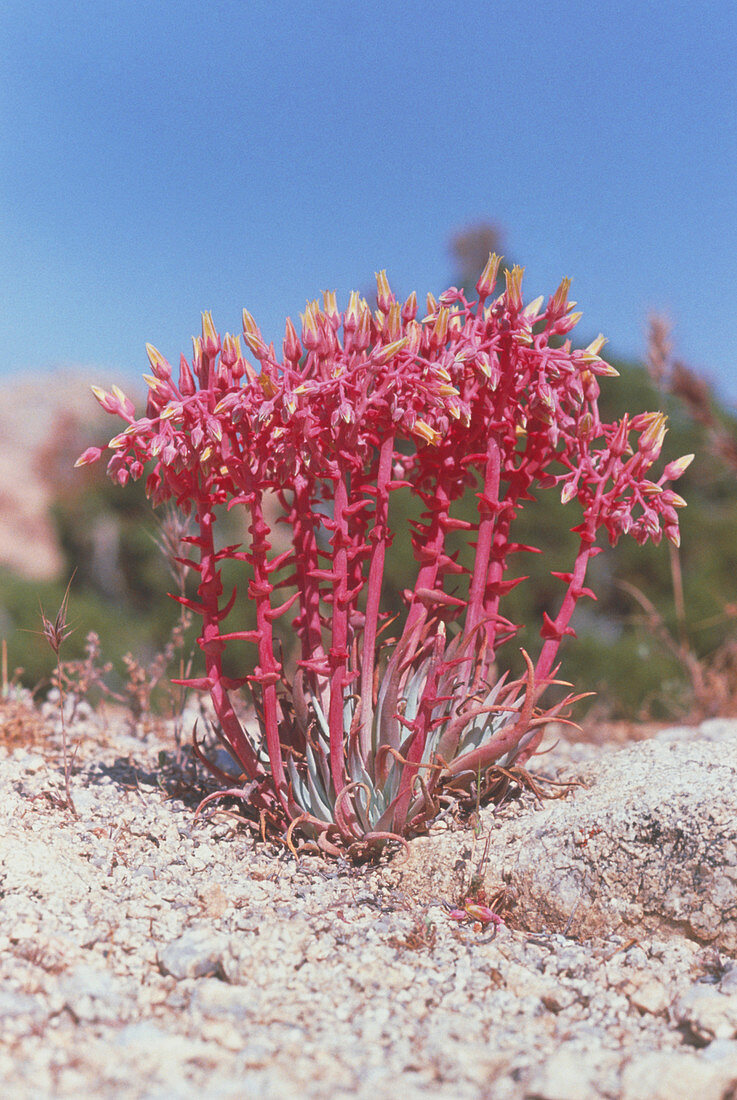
[78,259,690,852]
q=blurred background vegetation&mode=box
[3,221,736,727]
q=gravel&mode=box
[2,694,737,1099]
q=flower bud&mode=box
[201,311,221,358]
[344,290,361,333]
[402,291,418,323]
[374,335,409,365]
[430,307,449,347]
[375,269,394,313]
[549,276,572,317]
[178,353,196,396]
[663,453,695,482]
[412,419,441,446]
[560,480,578,504]
[146,343,172,381]
[74,446,103,468]
[322,289,340,331]
[476,253,502,300]
[504,265,524,311]
[283,316,302,363]
[355,304,372,352]
[638,412,668,459]
[522,295,544,321]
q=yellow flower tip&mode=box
[567,311,583,328]
[432,306,449,344]
[670,453,695,478]
[669,492,688,508]
[91,385,109,406]
[259,373,278,399]
[426,292,438,316]
[578,412,594,438]
[375,269,393,311]
[357,304,372,346]
[375,335,409,365]
[666,529,681,549]
[640,412,668,453]
[201,311,221,355]
[402,291,418,321]
[405,319,422,354]
[322,289,339,326]
[475,352,491,378]
[585,334,607,358]
[522,295,545,321]
[551,276,572,313]
[504,265,525,310]
[385,301,402,341]
[345,290,361,328]
[241,308,260,337]
[476,253,503,299]
[243,330,268,360]
[412,419,441,446]
[560,481,577,505]
[300,302,318,334]
[200,446,212,463]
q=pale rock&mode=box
[620,1049,737,1100]
[672,981,737,1042]
[524,1045,619,1100]
[60,964,133,1023]
[190,978,251,1018]
[626,976,670,1015]
[158,926,232,980]
[396,721,737,949]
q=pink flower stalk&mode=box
[78,263,690,854]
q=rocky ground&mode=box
[3,694,737,1099]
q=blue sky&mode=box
[3,0,736,398]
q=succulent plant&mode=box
[78,259,690,854]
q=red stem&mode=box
[328,474,350,795]
[535,535,596,687]
[390,626,444,831]
[290,475,327,672]
[403,478,452,645]
[247,497,289,811]
[359,434,395,759]
[465,437,502,665]
[196,503,261,780]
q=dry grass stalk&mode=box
[39,573,77,815]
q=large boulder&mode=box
[394,719,737,949]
